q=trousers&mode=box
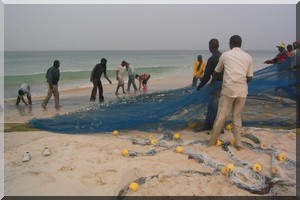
[90,79,103,102]
[207,95,246,147]
[42,84,60,108]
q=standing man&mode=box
[192,55,206,87]
[90,58,112,102]
[196,39,222,131]
[16,83,32,106]
[126,62,138,93]
[115,61,127,95]
[207,35,253,151]
[42,60,61,110]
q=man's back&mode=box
[92,63,105,79]
[215,47,253,98]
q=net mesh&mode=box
[29,58,299,133]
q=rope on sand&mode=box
[184,150,225,172]
[227,146,252,167]
[242,133,261,144]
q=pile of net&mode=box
[29,58,299,133]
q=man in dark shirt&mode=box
[90,58,112,102]
[42,60,61,109]
[196,38,222,131]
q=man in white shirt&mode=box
[207,35,253,150]
[16,83,32,106]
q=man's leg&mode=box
[207,95,234,146]
[98,80,104,102]
[231,97,246,148]
[132,78,138,92]
[42,85,53,108]
[90,79,97,101]
[127,78,132,91]
[52,85,60,108]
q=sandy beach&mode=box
[3,75,297,196]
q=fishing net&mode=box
[29,58,299,133]
[113,131,295,196]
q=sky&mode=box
[3,3,297,51]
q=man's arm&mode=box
[20,96,28,105]
[104,73,112,84]
[47,69,54,90]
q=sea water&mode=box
[4,50,276,99]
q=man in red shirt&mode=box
[135,73,151,92]
[264,43,289,64]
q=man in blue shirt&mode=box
[42,60,61,109]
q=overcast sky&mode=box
[4,4,297,51]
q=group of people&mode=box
[16,59,151,109]
[192,35,253,150]
[264,41,299,64]
[192,37,299,150]
[16,60,61,109]
[90,59,151,101]
[17,34,297,151]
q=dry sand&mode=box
[3,75,297,196]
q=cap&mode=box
[276,43,285,49]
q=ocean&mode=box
[4,50,276,99]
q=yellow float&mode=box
[122,149,129,156]
[176,146,183,153]
[216,139,222,146]
[225,124,232,131]
[112,130,119,136]
[129,182,139,191]
[226,163,235,172]
[220,166,227,175]
[174,133,180,140]
[272,166,280,174]
[148,134,154,140]
[277,154,287,162]
[252,163,262,172]
[151,139,158,145]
